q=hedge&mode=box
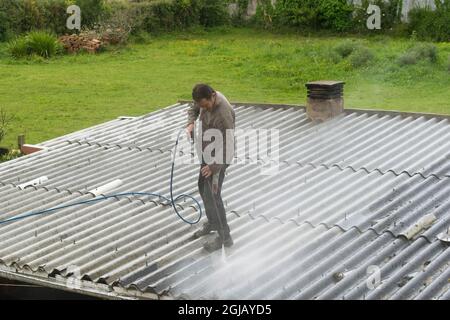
[0,0,449,42]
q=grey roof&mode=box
[0,102,449,300]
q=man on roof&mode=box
[186,84,235,252]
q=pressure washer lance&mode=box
[0,128,202,226]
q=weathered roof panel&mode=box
[0,102,449,299]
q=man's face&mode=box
[196,94,215,110]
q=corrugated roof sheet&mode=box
[0,102,448,299]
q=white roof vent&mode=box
[88,179,123,197]
[17,176,49,190]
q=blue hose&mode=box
[0,128,202,226]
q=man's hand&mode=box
[186,123,194,141]
[201,165,212,178]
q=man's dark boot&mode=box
[193,222,214,239]
[223,233,234,247]
[203,233,233,252]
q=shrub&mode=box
[127,0,195,34]
[326,48,343,64]
[6,37,30,58]
[272,0,355,31]
[0,10,10,41]
[75,0,108,29]
[317,0,354,32]
[0,0,25,37]
[39,0,70,36]
[333,40,374,67]
[413,43,438,62]
[253,0,276,29]
[397,43,438,66]
[397,51,418,65]
[0,108,14,145]
[7,31,62,58]
[273,0,321,29]
[408,0,450,42]
[0,0,108,39]
[349,46,374,68]
[0,149,22,163]
[91,5,134,45]
[20,0,45,31]
[334,40,360,58]
[174,0,202,28]
[123,0,230,35]
[27,30,62,57]
[199,0,230,28]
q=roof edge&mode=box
[0,265,156,300]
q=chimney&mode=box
[305,81,345,122]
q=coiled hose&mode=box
[0,128,202,226]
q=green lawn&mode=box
[0,27,449,149]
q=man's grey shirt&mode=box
[187,91,235,183]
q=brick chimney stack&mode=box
[305,81,345,122]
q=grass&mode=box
[0,27,449,149]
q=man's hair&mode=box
[192,84,215,102]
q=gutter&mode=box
[0,266,157,300]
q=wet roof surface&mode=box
[0,102,448,299]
